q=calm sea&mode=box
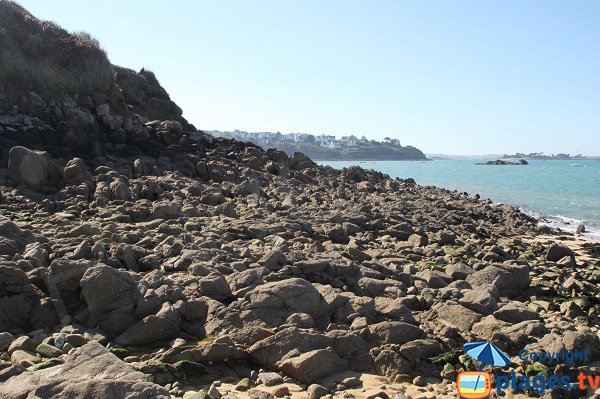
[320,159,600,239]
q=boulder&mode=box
[246,278,328,320]
[0,342,169,398]
[80,265,140,328]
[408,234,428,247]
[465,263,529,298]
[248,327,332,369]
[0,332,14,351]
[459,285,499,315]
[493,302,540,324]
[114,303,179,346]
[546,243,574,262]
[63,158,92,186]
[374,297,416,323]
[445,263,475,280]
[366,321,423,346]
[434,302,483,332]
[278,349,347,384]
[8,146,62,189]
[198,272,231,300]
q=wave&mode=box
[523,209,600,239]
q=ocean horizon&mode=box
[321,159,600,239]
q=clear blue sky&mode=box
[16,0,600,155]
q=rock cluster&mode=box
[0,132,598,397]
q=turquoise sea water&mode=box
[320,159,600,239]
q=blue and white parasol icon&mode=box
[463,341,510,368]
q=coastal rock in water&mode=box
[0,342,169,398]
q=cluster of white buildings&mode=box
[209,130,402,149]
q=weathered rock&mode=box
[63,158,92,186]
[248,327,332,369]
[80,265,140,329]
[546,243,574,262]
[459,285,499,315]
[493,302,540,324]
[434,302,483,332]
[278,349,347,384]
[366,321,423,346]
[0,342,169,398]
[8,146,62,189]
[0,332,14,351]
[246,278,328,320]
[307,384,328,399]
[258,372,283,386]
[114,303,179,346]
[465,263,529,298]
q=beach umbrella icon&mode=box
[463,341,510,367]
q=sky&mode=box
[16,1,600,155]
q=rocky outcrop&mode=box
[0,342,169,398]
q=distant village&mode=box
[502,152,587,160]
[208,130,402,149]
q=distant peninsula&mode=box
[501,152,597,160]
[209,130,428,161]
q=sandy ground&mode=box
[181,369,600,399]
[209,371,456,399]
[523,232,599,263]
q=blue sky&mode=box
[17,1,600,155]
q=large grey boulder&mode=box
[278,349,347,384]
[466,263,529,298]
[434,302,483,332]
[63,157,92,186]
[0,342,169,398]
[8,146,62,189]
[248,327,332,369]
[115,302,180,346]
[80,265,140,327]
[546,243,575,262]
[245,278,329,319]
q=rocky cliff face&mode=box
[0,1,193,164]
[1,2,599,399]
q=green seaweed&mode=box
[429,351,457,365]
[27,358,63,372]
[108,347,129,358]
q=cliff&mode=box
[0,0,192,163]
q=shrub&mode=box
[0,1,115,105]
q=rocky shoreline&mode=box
[1,2,599,399]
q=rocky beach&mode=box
[0,2,599,399]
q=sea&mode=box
[320,159,600,240]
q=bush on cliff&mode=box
[0,1,115,107]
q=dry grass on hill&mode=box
[0,1,115,104]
